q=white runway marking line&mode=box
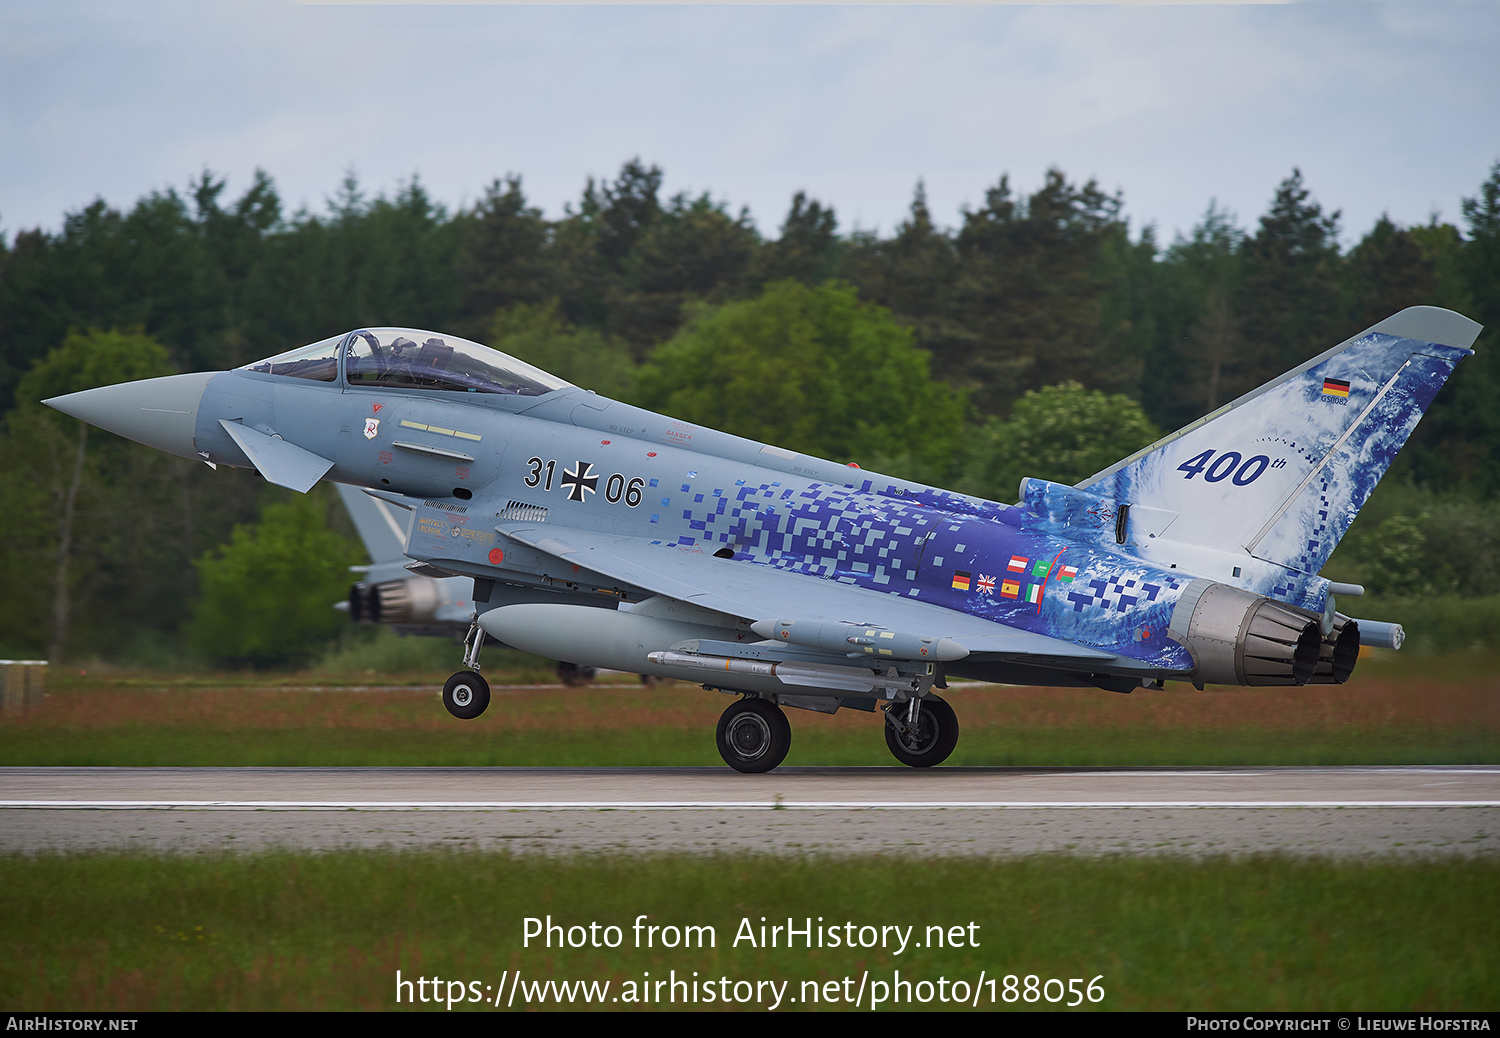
[4,800,1499,811]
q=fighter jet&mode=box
[44,309,1480,772]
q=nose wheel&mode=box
[716,698,791,773]
[884,694,958,767]
[444,670,490,719]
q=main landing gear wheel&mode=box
[556,662,597,686]
[884,694,958,768]
[443,670,490,720]
[716,698,791,774]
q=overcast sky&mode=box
[3,1,1497,249]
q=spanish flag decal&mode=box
[951,570,972,591]
[1322,378,1351,398]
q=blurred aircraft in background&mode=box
[335,483,600,685]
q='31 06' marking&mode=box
[1176,450,1284,485]
[525,457,645,506]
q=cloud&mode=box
[1,2,1496,245]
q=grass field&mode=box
[3,653,1496,1013]
[1,851,1496,1011]
[3,650,1496,766]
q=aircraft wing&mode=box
[496,524,1115,665]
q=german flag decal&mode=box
[1322,377,1351,398]
[951,570,972,591]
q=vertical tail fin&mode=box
[335,482,413,572]
[1080,307,1480,574]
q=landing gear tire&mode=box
[884,694,958,768]
[443,670,490,720]
[557,662,597,686]
[716,698,791,774]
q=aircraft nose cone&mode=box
[43,371,218,459]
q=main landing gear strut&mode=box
[443,617,491,720]
[883,695,959,767]
[712,692,960,772]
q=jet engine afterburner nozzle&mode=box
[1305,615,1360,684]
[348,577,445,625]
[1168,579,1323,687]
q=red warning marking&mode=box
[488,548,504,565]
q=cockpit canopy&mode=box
[241,328,573,397]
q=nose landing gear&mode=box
[443,670,490,719]
[443,616,491,720]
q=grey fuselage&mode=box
[187,360,1209,688]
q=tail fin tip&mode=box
[1371,306,1481,351]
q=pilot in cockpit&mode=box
[417,337,455,373]
[384,335,419,382]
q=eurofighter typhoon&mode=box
[44,309,1481,771]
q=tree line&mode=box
[2,160,1498,664]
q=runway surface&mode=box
[3,765,1496,858]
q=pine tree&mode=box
[456,175,552,336]
[1342,214,1435,332]
[952,169,1130,415]
[758,191,839,285]
[1239,169,1343,384]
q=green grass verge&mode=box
[5,662,1497,767]
[2,723,1495,767]
[1,851,1494,1011]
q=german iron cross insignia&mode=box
[561,461,599,502]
